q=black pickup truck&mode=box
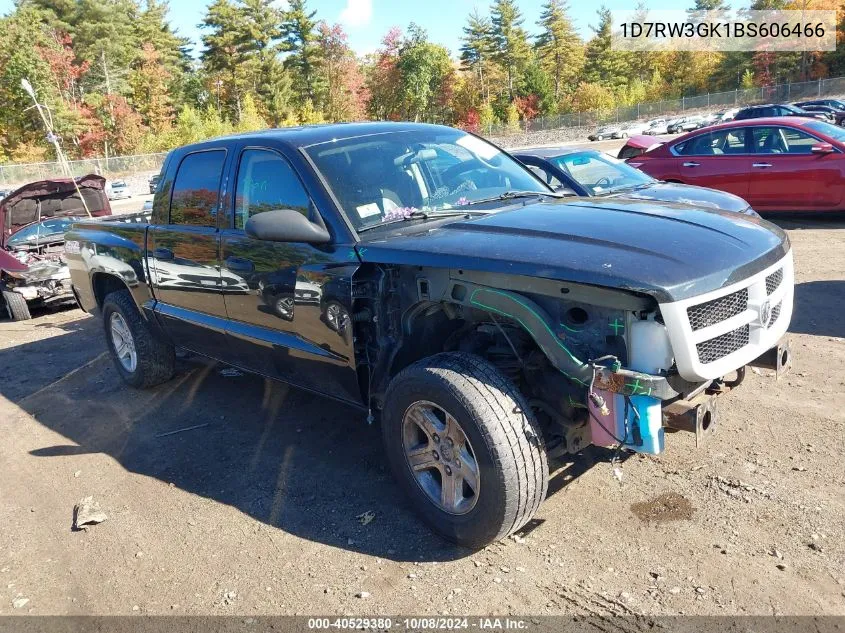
[66,122,794,548]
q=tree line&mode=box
[1,0,842,164]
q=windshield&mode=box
[304,129,549,230]
[550,151,653,195]
[7,217,75,248]
[805,120,845,142]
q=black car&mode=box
[794,98,845,112]
[65,122,793,548]
[148,173,161,194]
[514,146,759,217]
[792,102,844,125]
[734,103,829,122]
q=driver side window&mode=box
[234,149,311,230]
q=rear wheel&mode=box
[382,352,548,549]
[1,286,31,321]
[102,289,175,388]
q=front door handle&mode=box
[752,162,773,168]
[152,247,173,260]
[225,256,255,273]
[682,161,700,167]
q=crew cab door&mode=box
[219,147,361,404]
[670,127,752,200]
[746,125,843,211]
[147,148,232,357]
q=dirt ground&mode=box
[0,216,843,618]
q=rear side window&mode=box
[169,150,226,226]
[234,149,311,230]
[675,128,747,156]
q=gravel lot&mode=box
[0,211,843,617]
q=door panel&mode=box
[746,126,843,211]
[676,156,752,200]
[148,149,230,356]
[672,127,752,201]
[221,234,361,402]
[220,147,361,404]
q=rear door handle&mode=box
[682,161,700,167]
[752,162,773,168]
[152,247,173,260]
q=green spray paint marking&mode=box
[559,321,582,333]
[609,318,625,335]
[470,287,589,386]
[625,378,653,397]
[347,249,357,260]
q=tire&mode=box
[596,135,603,141]
[382,352,548,549]
[102,289,175,388]
[2,287,31,321]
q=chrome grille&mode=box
[687,288,748,332]
[768,300,782,328]
[766,269,783,295]
[696,325,750,364]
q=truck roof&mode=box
[175,121,457,152]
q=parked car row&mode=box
[589,99,845,143]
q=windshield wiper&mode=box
[358,209,484,232]
[461,190,565,207]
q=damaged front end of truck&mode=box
[357,250,793,459]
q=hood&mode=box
[0,174,111,247]
[605,182,756,216]
[357,198,788,303]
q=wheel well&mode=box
[92,273,128,310]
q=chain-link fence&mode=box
[0,152,167,190]
[487,75,845,136]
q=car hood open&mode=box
[0,174,111,248]
[357,198,788,303]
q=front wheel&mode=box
[382,352,548,549]
[102,289,175,388]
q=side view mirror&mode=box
[245,209,331,244]
[811,142,835,154]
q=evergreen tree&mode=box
[535,0,583,100]
[459,10,495,102]
[490,0,532,98]
[582,7,629,94]
[134,0,192,77]
[281,0,321,105]
[73,0,140,96]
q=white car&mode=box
[107,181,131,200]
[617,120,651,137]
[644,118,669,135]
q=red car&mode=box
[627,118,845,212]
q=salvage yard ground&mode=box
[1,215,843,617]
